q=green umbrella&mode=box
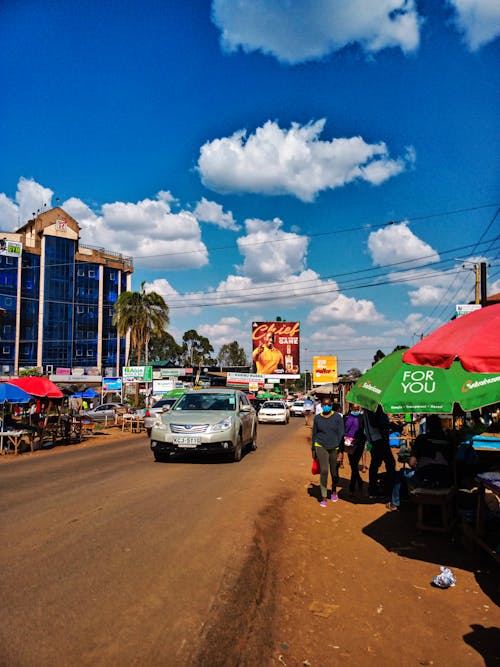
[346,350,500,413]
[162,388,185,398]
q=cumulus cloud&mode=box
[368,222,439,268]
[236,217,309,281]
[0,180,209,271]
[388,259,483,306]
[194,197,240,231]
[447,0,500,50]
[198,120,412,202]
[197,317,247,347]
[308,293,385,324]
[62,191,208,270]
[211,0,421,64]
[0,177,55,230]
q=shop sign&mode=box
[123,365,153,382]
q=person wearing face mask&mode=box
[312,397,345,506]
[343,404,366,496]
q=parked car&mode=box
[150,388,258,462]
[81,402,128,423]
[144,398,178,436]
[290,400,305,417]
[257,400,290,424]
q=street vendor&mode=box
[387,414,453,511]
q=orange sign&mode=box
[313,356,338,384]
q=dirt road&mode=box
[1,422,498,666]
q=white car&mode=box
[290,400,305,417]
[144,398,179,436]
[257,400,290,424]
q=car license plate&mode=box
[173,436,201,446]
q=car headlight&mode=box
[208,416,233,433]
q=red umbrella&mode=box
[403,303,500,373]
[8,376,63,398]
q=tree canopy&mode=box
[113,282,169,365]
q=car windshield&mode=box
[153,399,176,408]
[263,401,285,409]
[174,393,236,411]
[293,401,304,406]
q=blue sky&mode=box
[1,0,499,373]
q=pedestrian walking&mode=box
[343,404,366,495]
[312,397,345,506]
[363,405,396,499]
[303,395,314,427]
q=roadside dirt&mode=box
[194,428,500,667]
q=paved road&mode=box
[0,419,307,666]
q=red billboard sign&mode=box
[252,321,300,375]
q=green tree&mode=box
[149,331,183,365]
[113,281,170,365]
[182,329,215,367]
[345,367,362,380]
[217,341,248,367]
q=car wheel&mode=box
[250,426,258,451]
[231,434,243,462]
[154,451,169,462]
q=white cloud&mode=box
[308,293,385,324]
[211,0,421,64]
[62,191,209,270]
[198,120,412,202]
[368,222,439,268]
[0,193,20,230]
[143,278,181,301]
[447,0,500,50]
[194,197,240,231]
[0,177,55,230]
[387,258,483,306]
[197,317,246,347]
[236,217,309,281]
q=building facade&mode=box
[0,207,133,376]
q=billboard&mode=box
[122,366,153,382]
[0,239,22,258]
[313,356,338,384]
[252,322,300,376]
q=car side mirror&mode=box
[240,404,252,412]
[162,406,171,413]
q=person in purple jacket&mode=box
[343,404,367,495]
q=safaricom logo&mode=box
[462,375,500,393]
[360,381,382,395]
[401,369,436,394]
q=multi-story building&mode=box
[0,207,133,376]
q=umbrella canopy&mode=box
[71,388,99,399]
[8,376,63,398]
[162,388,186,398]
[346,350,500,413]
[403,303,500,373]
[312,383,338,395]
[0,383,31,403]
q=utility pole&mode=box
[474,264,481,305]
[480,261,487,306]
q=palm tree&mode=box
[113,282,170,365]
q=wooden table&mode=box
[472,472,500,565]
[121,414,145,433]
[0,430,29,455]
